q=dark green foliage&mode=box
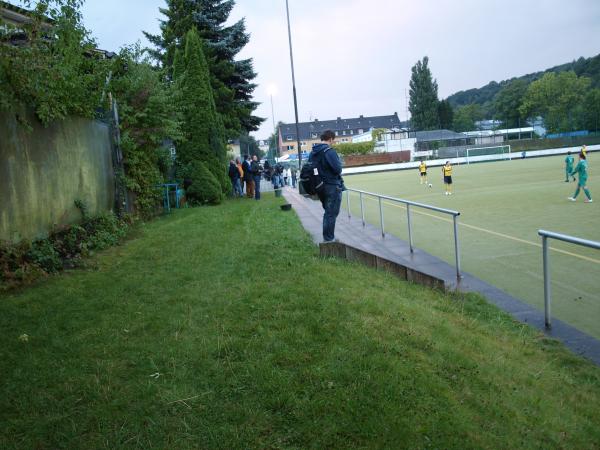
[238,132,263,158]
[109,46,183,218]
[453,104,484,132]
[0,212,128,291]
[183,161,223,205]
[0,0,109,125]
[447,53,600,116]
[493,79,529,128]
[177,28,229,193]
[583,88,600,132]
[409,56,439,130]
[437,99,454,129]
[26,240,62,273]
[520,71,591,133]
[204,157,232,197]
[144,0,264,135]
[334,142,375,156]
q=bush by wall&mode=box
[183,161,223,205]
[334,141,375,156]
[0,207,129,291]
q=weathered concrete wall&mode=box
[0,110,114,242]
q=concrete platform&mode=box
[283,187,600,366]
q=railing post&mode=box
[378,197,385,238]
[542,235,551,328]
[360,192,365,227]
[346,190,351,219]
[453,215,461,279]
[407,203,413,253]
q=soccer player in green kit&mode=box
[564,151,576,182]
[568,152,593,203]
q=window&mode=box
[358,129,363,134]
[335,131,339,136]
[286,135,293,141]
[342,130,346,136]
[311,132,317,138]
[350,130,354,135]
[286,145,294,151]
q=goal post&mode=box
[465,145,512,164]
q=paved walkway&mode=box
[283,187,600,366]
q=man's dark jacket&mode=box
[228,162,239,180]
[242,159,252,181]
[310,143,343,186]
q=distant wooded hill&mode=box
[447,53,600,111]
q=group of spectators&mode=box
[228,155,262,199]
[228,155,299,200]
[264,162,297,189]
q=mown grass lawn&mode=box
[1,194,599,449]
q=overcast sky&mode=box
[63,1,600,138]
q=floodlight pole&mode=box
[285,0,302,168]
[270,94,276,163]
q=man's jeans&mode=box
[254,176,262,200]
[319,183,342,242]
[233,178,242,196]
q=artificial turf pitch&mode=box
[343,154,599,339]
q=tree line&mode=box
[0,0,263,212]
[409,54,600,134]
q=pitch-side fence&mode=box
[538,230,600,329]
[344,188,462,280]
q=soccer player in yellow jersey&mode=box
[418,161,427,184]
[581,145,587,158]
[442,161,453,195]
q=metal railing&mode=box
[345,188,462,279]
[538,230,600,328]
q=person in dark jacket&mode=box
[309,129,344,242]
[251,155,263,200]
[228,160,241,197]
[242,155,254,199]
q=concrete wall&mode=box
[0,110,115,242]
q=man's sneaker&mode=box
[584,199,593,203]
[567,197,576,202]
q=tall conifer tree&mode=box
[177,28,229,193]
[145,0,264,135]
[409,57,440,130]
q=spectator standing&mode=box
[309,130,344,242]
[291,167,297,188]
[228,160,241,197]
[284,167,291,186]
[236,157,244,194]
[251,155,263,200]
[242,155,254,199]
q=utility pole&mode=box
[270,94,277,163]
[285,0,302,168]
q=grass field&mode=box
[343,154,600,339]
[1,196,600,448]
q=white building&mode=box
[352,128,416,155]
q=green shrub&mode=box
[51,225,87,258]
[26,240,62,273]
[205,156,232,196]
[334,141,375,156]
[184,161,223,205]
[1,211,129,291]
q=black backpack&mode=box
[300,148,329,196]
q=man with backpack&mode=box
[306,130,344,242]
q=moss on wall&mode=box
[0,110,114,242]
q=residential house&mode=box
[277,113,405,155]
